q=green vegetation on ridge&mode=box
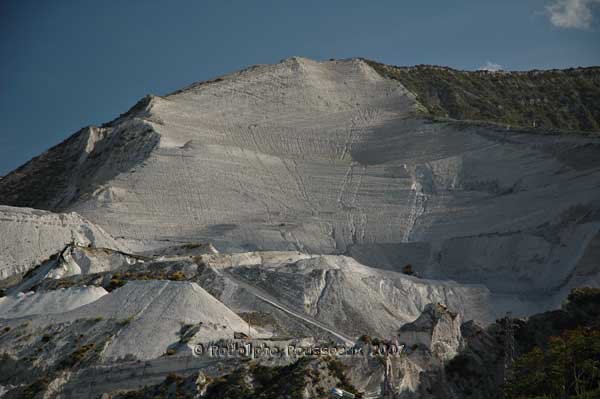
[364,60,600,134]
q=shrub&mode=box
[107,278,125,291]
[164,348,176,356]
[168,271,186,281]
[118,316,133,326]
[22,377,51,398]
[402,264,414,275]
[59,343,96,369]
[358,334,371,344]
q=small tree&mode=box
[402,264,414,275]
[505,328,600,399]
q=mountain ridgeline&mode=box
[364,59,600,134]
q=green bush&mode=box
[505,328,600,399]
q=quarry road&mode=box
[218,268,356,346]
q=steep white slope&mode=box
[0,57,599,316]
[68,57,420,252]
[199,251,493,337]
[68,58,600,305]
[23,280,257,361]
[0,205,124,284]
[0,286,107,318]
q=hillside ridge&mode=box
[363,58,600,133]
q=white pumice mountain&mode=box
[0,57,599,398]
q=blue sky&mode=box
[1,0,599,175]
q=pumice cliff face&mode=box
[2,57,599,317]
[0,57,599,399]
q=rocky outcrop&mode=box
[391,288,600,399]
[0,205,124,286]
[46,244,146,279]
[104,357,362,399]
[198,251,493,338]
[398,303,462,362]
